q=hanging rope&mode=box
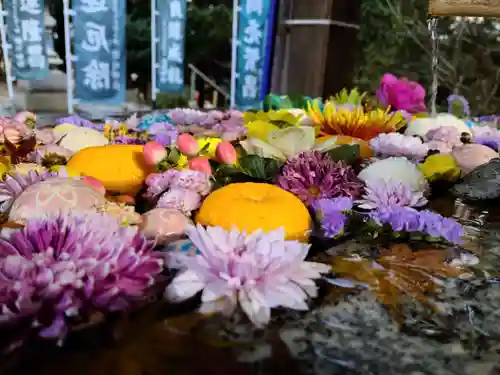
[427,17,439,116]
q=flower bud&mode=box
[143,141,168,166]
[177,133,199,157]
[188,157,212,175]
[215,141,237,164]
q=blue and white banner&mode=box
[4,0,48,80]
[73,0,126,104]
[234,0,272,109]
[155,0,186,94]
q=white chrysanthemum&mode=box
[58,127,109,153]
[358,157,429,194]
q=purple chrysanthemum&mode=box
[369,206,465,244]
[0,212,164,341]
[313,197,353,239]
[356,179,427,210]
[276,151,363,206]
[0,170,67,212]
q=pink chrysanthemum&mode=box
[0,212,163,341]
[369,133,429,159]
[356,179,428,210]
[276,151,364,205]
[166,224,329,327]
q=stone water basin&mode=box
[2,196,500,375]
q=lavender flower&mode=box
[368,206,465,244]
[56,115,104,131]
[447,94,470,118]
[313,197,353,238]
[168,108,247,141]
[0,212,164,341]
[276,151,364,206]
[471,125,500,152]
[356,180,427,210]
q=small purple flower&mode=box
[313,197,353,238]
[112,135,146,145]
[313,197,353,216]
[321,211,348,238]
[369,206,464,244]
[440,217,465,244]
[474,137,499,152]
[148,122,179,146]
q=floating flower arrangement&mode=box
[0,73,497,353]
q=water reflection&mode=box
[3,197,500,375]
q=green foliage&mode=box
[155,91,190,109]
[212,154,283,188]
[326,144,361,165]
[355,0,500,115]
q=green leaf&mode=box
[238,155,282,180]
[326,144,361,165]
[167,148,180,164]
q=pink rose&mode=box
[376,73,427,113]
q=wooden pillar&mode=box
[270,0,361,98]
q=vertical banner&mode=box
[233,0,272,109]
[260,0,277,100]
[73,0,126,104]
[4,0,48,80]
[155,0,186,94]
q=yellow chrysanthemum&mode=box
[307,101,406,141]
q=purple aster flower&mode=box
[313,197,353,239]
[474,137,499,151]
[369,206,464,244]
[356,180,427,210]
[147,122,179,146]
[313,197,353,216]
[320,211,348,238]
[369,205,419,232]
[440,217,466,244]
[0,212,164,341]
[276,151,364,206]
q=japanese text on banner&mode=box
[235,0,271,109]
[4,0,48,80]
[156,0,186,94]
[73,0,126,104]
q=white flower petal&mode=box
[165,270,204,302]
